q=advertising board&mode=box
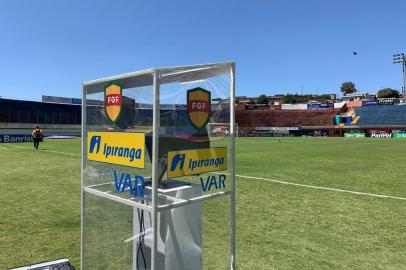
[362,100,379,106]
[334,102,346,108]
[281,104,308,110]
[42,95,103,105]
[42,95,73,104]
[392,132,406,138]
[306,103,334,110]
[167,147,227,178]
[0,134,33,143]
[370,131,392,138]
[307,103,321,110]
[378,99,395,105]
[87,132,145,168]
[320,103,334,109]
[344,132,365,137]
[71,98,82,104]
[254,127,299,131]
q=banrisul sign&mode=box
[187,88,211,130]
[105,83,122,124]
[167,147,227,178]
[87,132,145,168]
[0,134,33,143]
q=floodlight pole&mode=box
[403,57,406,99]
[393,53,406,99]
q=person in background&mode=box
[32,126,42,149]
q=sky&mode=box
[1,0,406,101]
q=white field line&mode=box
[0,146,7,149]
[235,174,406,202]
[5,144,406,201]
[8,144,80,157]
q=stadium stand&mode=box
[0,95,229,139]
[236,109,342,136]
[236,109,339,128]
[353,105,406,127]
[0,98,81,136]
[4,94,406,138]
[0,98,80,124]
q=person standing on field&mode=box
[32,126,42,149]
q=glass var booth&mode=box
[81,62,236,270]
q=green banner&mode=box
[392,132,406,138]
[344,132,366,138]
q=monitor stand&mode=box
[133,180,202,270]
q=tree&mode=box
[377,88,400,98]
[320,94,332,100]
[283,94,297,104]
[257,94,269,104]
[340,81,357,94]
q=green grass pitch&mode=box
[1,137,406,269]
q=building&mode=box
[342,92,376,101]
[0,98,81,137]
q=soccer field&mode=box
[1,137,406,269]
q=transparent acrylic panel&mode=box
[145,63,233,270]
[202,196,231,270]
[140,194,231,270]
[83,193,152,269]
[82,63,234,270]
[83,73,154,270]
[156,64,233,205]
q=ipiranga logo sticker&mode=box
[167,147,227,178]
[87,132,145,168]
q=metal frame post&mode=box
[229,63,236,270]
[132,207,137,270]
[80,85,87,269]
[151,69,160,270]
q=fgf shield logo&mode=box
[187,88,211,130]
[105,83,122,124]
[167,147,227,178]
[87,132,145,168]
